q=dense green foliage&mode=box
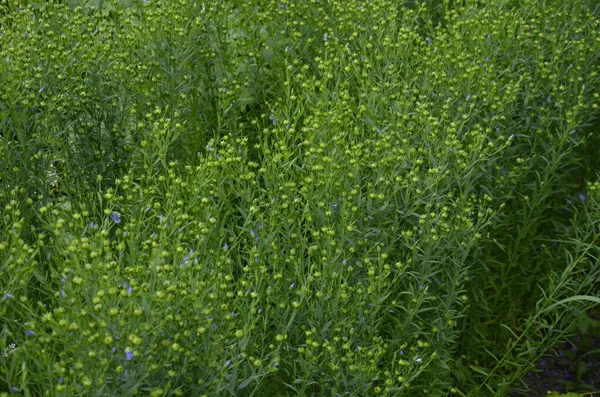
[1,0,599,396]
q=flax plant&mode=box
[1,0,600,396]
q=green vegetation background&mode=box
[1,0,599,396]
